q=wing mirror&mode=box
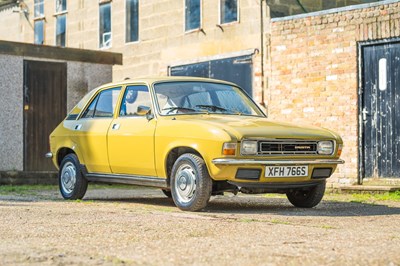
[137,105,154,121]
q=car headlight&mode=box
[241,140,258,155]
[317,141,334,155]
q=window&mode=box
[99,2,112,48]
[120,85,151,116]
[34,0,45,44]
[55,0,67,13]
[220,0,238,24]
[34,20,44,44]
[34,0,44,18]
[82,88,121,118]
[185,0,201,32]
[55,14,66,47]
[126,0,139,43]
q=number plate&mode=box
[265,165,308,178]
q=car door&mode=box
[107,85,157,176]
[75,87,122,173]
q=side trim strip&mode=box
[85,173,168,188]
[212,158,345,165]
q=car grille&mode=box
[258,140,318,155]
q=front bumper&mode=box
[212,158,345,165]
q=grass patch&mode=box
[0,185,56,195]
[326,190,400,203]
[270,219,291,225]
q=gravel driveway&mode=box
[0,186,399,265]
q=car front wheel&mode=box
[171,153,212,211]
[59,153,88,200]
[286,181,326,208]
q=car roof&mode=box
[97,76,238,89]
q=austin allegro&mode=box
[47,77,344,211]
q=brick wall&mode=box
[267,1,400,184]
[267,0,379,17]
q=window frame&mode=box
[55,13,67,47]
[119,85,152,117]
[34,19,45,45]
[219,0,239,25]
[99,2,112,49]
[184,0,202,33]
[125,0,139,44]
[34,0,45,18]
[80,87,122,120]
[55,0,67,15]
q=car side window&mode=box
[81,87,121,119]
[119,85,151,117]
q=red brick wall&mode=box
[267,2,400,184]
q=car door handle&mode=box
[74,124,82,130]
[112,123,120,130]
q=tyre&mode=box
[59,153,88,200]
[286,181,326,208]
[170,153,212,211]
[161,189,172,198]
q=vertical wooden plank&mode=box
[24,60,67,171]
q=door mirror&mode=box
[137,105,150,116]
[137,105,154,121]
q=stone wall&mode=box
[0,0,266,100]
[267,1,400,183]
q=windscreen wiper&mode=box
[163,106,197,114]
[195,105,227,112]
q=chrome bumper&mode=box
[212,158,345,165]
[45,152,53,158]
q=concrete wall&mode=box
[267,1,400,184]
[0,56,113,172]
[0,55,24,171]
[67,62,113,111]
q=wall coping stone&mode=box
[271,0,400,22]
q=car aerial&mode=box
[47,77,344,211]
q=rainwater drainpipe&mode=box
[260,0,267,111]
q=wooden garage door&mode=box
[23,60,67,171]
[361,41,400,179]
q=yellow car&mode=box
[47,77,344,211]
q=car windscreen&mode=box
[153,81,265,117]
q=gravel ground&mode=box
[0,186,399,266]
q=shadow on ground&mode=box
[1,186,400,217]
[83,188,400,217]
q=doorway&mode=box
[23,60,67,171]
[360,40,400,180]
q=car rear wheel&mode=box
[171,153,212,211]
[286,181,326,208]
[59,154,88,200]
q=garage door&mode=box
[170,55,253,96]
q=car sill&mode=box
[85,173,168,188]
[212,158,345,165]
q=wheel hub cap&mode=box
[61,162,76,194]
[175,164,196,203]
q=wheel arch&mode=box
[165,146,203,187]
[56,147,77,168]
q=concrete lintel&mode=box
[0,40,122,65]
